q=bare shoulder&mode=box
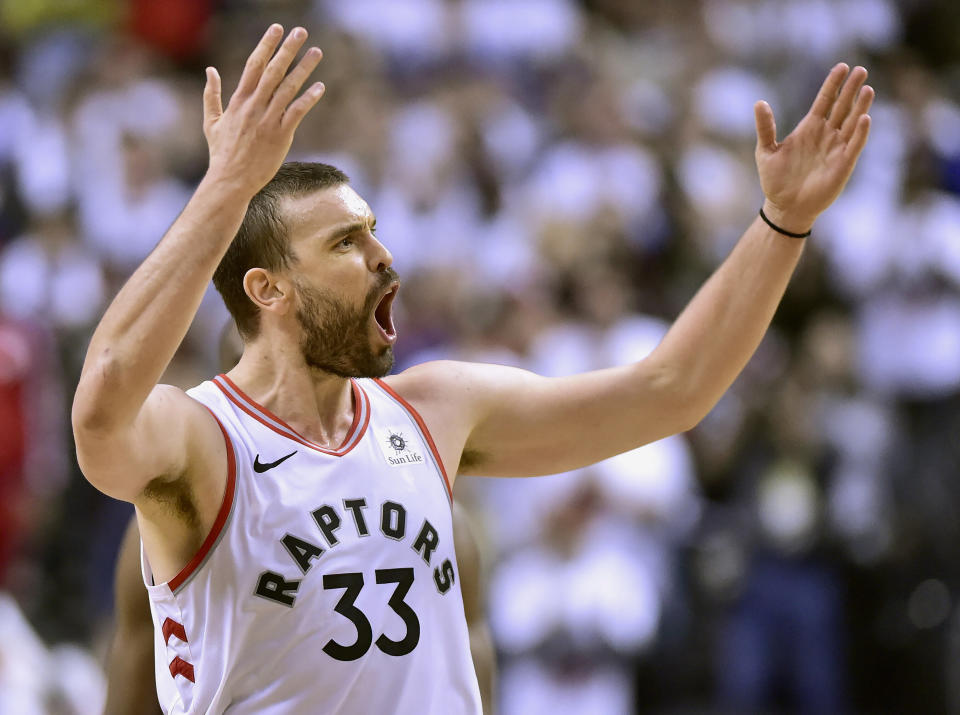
[149,383,227,450]
[76,381,225,504]
[381,361,519,480]
[383,359,477,395]
[135,383,228,504]
[383,360,526,408]
[381,359,531,434]
[149,382,207,413]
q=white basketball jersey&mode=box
[142,374,482,714]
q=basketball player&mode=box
[72,23,872,714]
[104,325,496,714]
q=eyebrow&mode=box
[324,217,377,242]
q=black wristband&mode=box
[759,207,811,238]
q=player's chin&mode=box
[368,345,395,378]
[361,316,396,377]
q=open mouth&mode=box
[373,283,399,343]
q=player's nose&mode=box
[368,236,393,273]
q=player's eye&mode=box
[337,236,354,249]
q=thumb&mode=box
[754,100,777,153]
[203,67,223,127]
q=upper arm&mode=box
[389,358,694,479]
[73,383,221,503]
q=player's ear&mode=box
[243,267,292,317]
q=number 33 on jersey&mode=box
[142,375,482,714]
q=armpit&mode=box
[458,447,487,473]
[142,474,200,527]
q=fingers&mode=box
[267,46,323,118]
[203,67,223,126]
[234,24,284,99]
[839,84,874,143]
[253,27,309,106]
[843,114,871,164]
[828,66,868,130]
[754,100,778,152]
[281,82,326,133]
[808,63,849,120]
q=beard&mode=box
[294,269,399,379]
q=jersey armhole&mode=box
[373,378,453,503]
[145,407,238,595]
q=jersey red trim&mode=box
[214,375,369,457]
[373,378,453,502]
[213,383,318,450]
[167,409,237,593]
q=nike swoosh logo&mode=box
[253,451,297,473]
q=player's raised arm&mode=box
[72,25,324,500]
[393,64,873,480]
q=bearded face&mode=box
[294,268,399,378]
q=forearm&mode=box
[651,212,805,425]
[75,24,326,433]
[75,174,250,430]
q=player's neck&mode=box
[224,342,357,450]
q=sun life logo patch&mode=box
[375,426,425,467]
[388,432,406,452]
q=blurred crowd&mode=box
[0,0,958,713]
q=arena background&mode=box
[0,0,959,712]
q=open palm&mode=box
[202,24,325,200]
[755,64,874,234]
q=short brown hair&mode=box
[212,162,349,340]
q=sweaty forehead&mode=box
[280,184,374,242]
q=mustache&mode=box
[365,267,401,308]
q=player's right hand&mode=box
[202,24,324,198]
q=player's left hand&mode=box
[754,63,873,235]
